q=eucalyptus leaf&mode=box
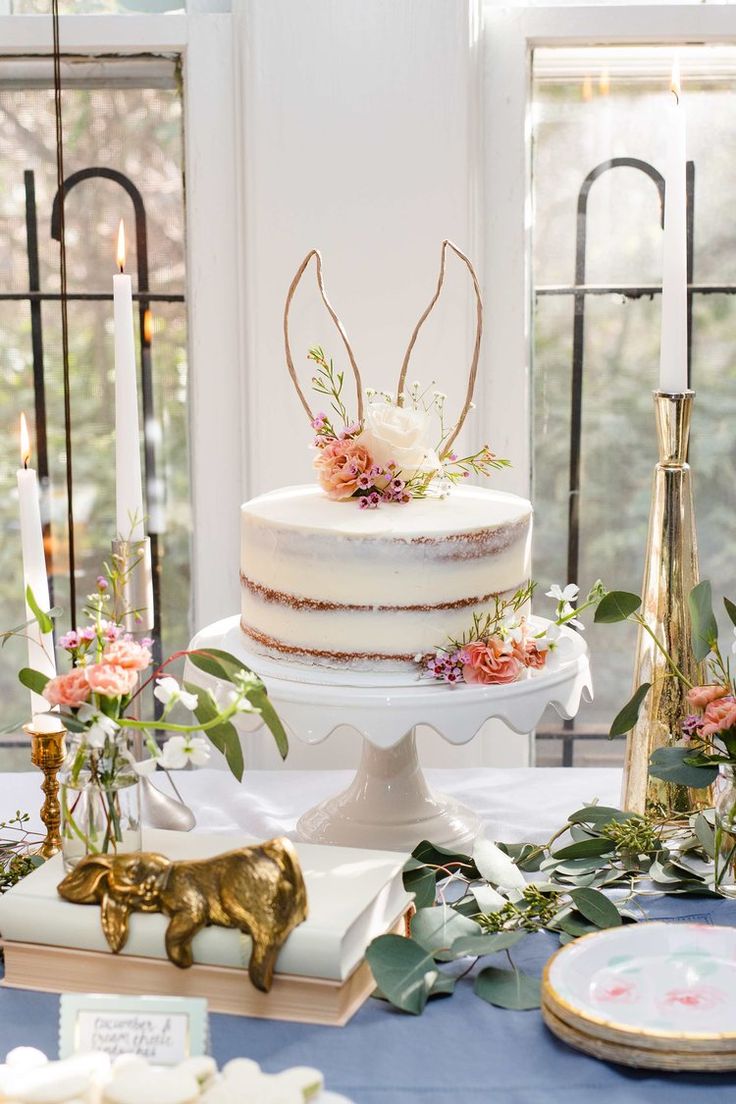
[474,966,541,1011]
[18,668,50,695]
[429,972,456,998]
[649,746,718,789]
[247,684,289,761]
[609,683,652,738]
[724,596,736,629]
[694,813,716,859]
[567,806,632,826]
[365,934,439,1015]
[555,913,600,937]
[187,647,251,684]
[410,905,481,961]
[403,860,437,909]
[594,591,641,623]
[570,887,622,928]
[185,681,244,781]
[689,580,718,662]
[552,838,615,860]
[450,930,527,957]
[25,585,54,636]
[412,840,479,880]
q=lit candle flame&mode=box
[671,55,681,104]
[116,219,126,272]
[19,412,30,468]
[143,308,153,344]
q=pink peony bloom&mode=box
[462,639,523,686]
[85,662,138,699]
[687,684,729,709]
[103,639,152,671]
[314,438,373,500]
[43,667,91,708]
[701,696,736,738]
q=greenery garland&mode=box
[366,803,719,1015]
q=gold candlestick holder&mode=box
[24,721,66,859]
[622,389,707,817]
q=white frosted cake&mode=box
[240,484,532,671]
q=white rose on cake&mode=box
[358,401,440,480]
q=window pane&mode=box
[532,45,736,766]
[0,57,189,734]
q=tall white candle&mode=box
[114,220,145,541]
[659,56,688,394]
[17,413,56,715]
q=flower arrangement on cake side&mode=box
[284,240,509,508]
[414,580,607,686]
[308,346,508,507]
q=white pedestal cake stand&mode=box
[188,617,592,852]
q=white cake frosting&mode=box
[240,484,532,671]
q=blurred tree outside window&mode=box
[532,45,736,766]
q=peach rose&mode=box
[522,641,548,671]
[314,438,373,500]
[85,662,138,699]
[103,639,152,671]
[462,639,523,686]
[701,696,736,739]
[43,667,91,708]
[687,684,729,709]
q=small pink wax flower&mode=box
[85,662,138,699]
[701,696,736,738]
[43,667,91,708]
[103,639,152,671]
[687,685,729,709]
[314,438,373,500]
[462,639,523,686]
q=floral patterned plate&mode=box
[543,922,736,1053]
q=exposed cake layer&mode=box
[240,484,532,670]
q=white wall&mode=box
[230,0,532,769]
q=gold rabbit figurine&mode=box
[58,838,308,992]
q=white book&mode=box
[0,830,412,984]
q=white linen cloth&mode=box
[2,767,621,846]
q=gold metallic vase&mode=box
[621,390,706,817]
[25,721,67,859]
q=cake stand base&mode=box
[296,728,479,851]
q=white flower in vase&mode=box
[154,676,199,712]
[76,704,120,750]
[160,734,211,770]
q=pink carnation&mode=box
[521,641,548,671]
[462,639,523,686]
[43,667,91,708]
[85,662,138,699]
[314,438,373,500]
[687,684,729,709]
[103,639,152,671]
[701,696,736,739]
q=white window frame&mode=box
[0,10,241,633]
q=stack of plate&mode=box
[542,921,736,1071]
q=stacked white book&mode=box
[0,830,412,1026]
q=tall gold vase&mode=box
[621,390,707,817]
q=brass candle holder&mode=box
[24,720,66,859]
[621,389,706,817]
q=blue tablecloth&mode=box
[3,894,736,1103]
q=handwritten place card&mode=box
[59,995,208,1065]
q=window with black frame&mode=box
[532,45,736,767]
[0,55,190,758]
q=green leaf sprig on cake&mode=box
[414,580,607,686]
[308,345,509,508]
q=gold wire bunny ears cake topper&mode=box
[283,240,509,508]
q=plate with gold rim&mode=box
[542,1001,736,1071]
[543,922,736,1053]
